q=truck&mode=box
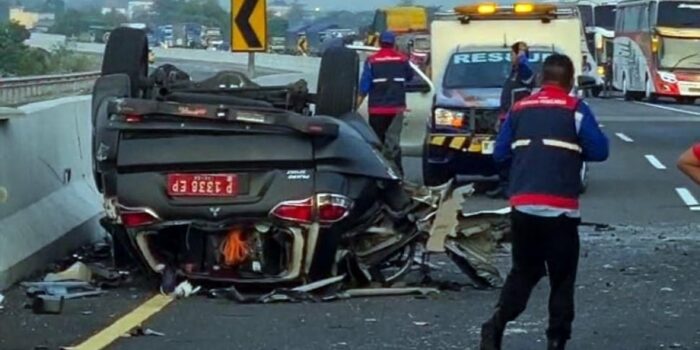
[364,6,430,46]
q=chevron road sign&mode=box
[231,0,267,52]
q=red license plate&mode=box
[167,174,239,197]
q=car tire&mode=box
[316,46,359,117]
[422,142,452,187]
[101,27,149,98]
[676,97,697,105]
[623,77,634,101]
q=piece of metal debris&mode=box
[412,321,430,327]
[660,287,674,292]
[292,274,346,293]
[22,281,107,299]
[32,295,64,314]
[44,262,93,283]
[124,326,165,337]
[324,287,439,301]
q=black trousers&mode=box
[494,209,580,340]
[369,114,395,143]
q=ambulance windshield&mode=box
[443,50,552,89]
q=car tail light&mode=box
[270,194,353,224]
[317,194,353,223]
[124,114,143,123]
[270,197,314,223]
[120,209,160,228]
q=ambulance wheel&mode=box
[316,46,359,117]
[101,27,149,98]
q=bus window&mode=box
[578,5,594,28]
[623,6,641,32]
[594,5,615,30]
[648,2,657,27]
[615,7,624,32]
[657,2,700,28]
[639,4,649,32]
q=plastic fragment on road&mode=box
[123,326,165,337]
[44,262,93,283]
[661,287,674,292]
[292,274,346,293]
[22,281,107,299]
[170,281,201,299]
[412,321,430,327]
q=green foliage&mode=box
[0,22,98,77]
[268,15,288,37]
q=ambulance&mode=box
[424,3,592,187]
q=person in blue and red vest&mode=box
[356,31,414,144]
[480,54,609,350]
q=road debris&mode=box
[123,326,165,337]
[660,287,674,292]
[44,262,92,283]
[171,281,201,299]
[22,281,107,300]
[0,292,5,310]
[412,321,430,326]
[31,295,64,315]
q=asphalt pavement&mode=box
[2,95,700,350]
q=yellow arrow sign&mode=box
[231,0,267,52]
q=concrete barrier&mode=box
[0,96,103,290]
[0,72,99,106]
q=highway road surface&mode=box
[1,95,700,350]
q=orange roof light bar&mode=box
[478,3,497,14]
[514,3,535,13]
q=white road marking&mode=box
[634,102,700,116]
[598,116,700,122]
[615,133,634,142]
[676,188,700,207]
[690,206,700,211]
[645,155,667,170]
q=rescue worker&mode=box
[480,54,609,350]
[488,41,535,199]
[678,144,700,185]
[356,31,414,143]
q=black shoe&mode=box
[547,338,567,350]
[480,321,504,350]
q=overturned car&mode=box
[92,28,509,291]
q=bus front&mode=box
[652,1,700,102]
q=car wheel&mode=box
[422,142,452,187]
[315,46,359,117]
[676,97,697,105]
[101,27,149,98]
[623,77,634,101]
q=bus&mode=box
[577,1,617,90]
[613,0,700,103]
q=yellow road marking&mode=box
[69,294,174,350]
[430,136,446,146]
[449,136,466,149]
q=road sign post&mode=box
[231,0,267,78]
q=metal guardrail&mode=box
[0,71,100,106]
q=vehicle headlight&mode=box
[434,108,464,127]
[597,66,605,76]
[658,71,677,84]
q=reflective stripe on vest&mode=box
[372,77,405,83]
[511,139,531,149]
[511,139,582,153]
[542,139,582,153]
